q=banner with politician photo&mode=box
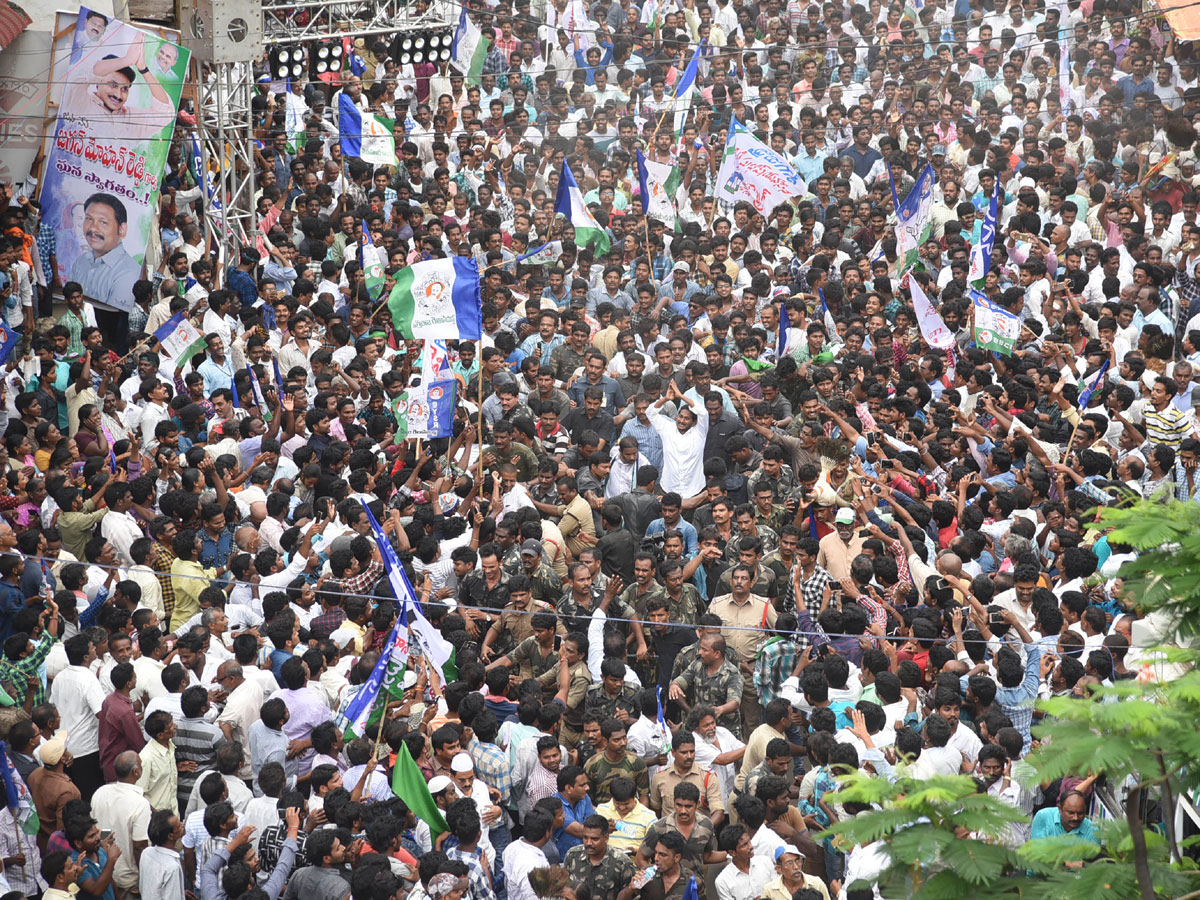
[40,8,189,312]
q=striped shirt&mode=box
[1144,402,1193,449]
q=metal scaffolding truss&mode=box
[195,57,258,264]
[262,0,455,45]
[194,0,454,263]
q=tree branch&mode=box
[1126,784,1156,900]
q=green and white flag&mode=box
[637,148,679,230]
[360,223,386,301]
[387,257,483,340]
[153,312,206,370]
[451,7,489,85]
[554,159,610,254]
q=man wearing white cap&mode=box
[449,752,501,865]
[760,845,830,900]
[816,508,865,584]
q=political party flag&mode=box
[1059,35,1073,115]
[816,287,836,334]
[153,312,207,370]
[284,90,308,154]
[359,499,455,675]
[716,118,806,215]
[776,295,788,359]
[247,365,270,420]
[909,278,954,351]
[515,241,562,264]
[970,290,1021,355]
[1077,359,1110,409]
[555,159,611,254]
[188,132,221,211]
[891,163,936,277]
[272,358,284,388]
[968,179,1001,288]
[0,321,18,367]
[682,876,699,900]
[344,36,367,77]
[339,94,396,166]
[671,38,705,142]
[340,610,407,738]
[392,741,449,836]
[360,222,386,301]
[0,742,36,835]
[451,6,488,85]
[109,448,118,474]
[387,257,483,340]
[230,372,240,409]
[637,148,679,230]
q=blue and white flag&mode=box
[189,132,221,211]
[969,179,1001,287]
[671,38,705,140]
[816,287,836,334]
[359,499,454,672]
[0,321,18,368]
[341,610,405,737]
[247,365,269,417]
[636,148,678,230]
[339,95,396,166]
[1077,359,1110,408]
[891,164,936,276]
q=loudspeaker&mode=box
[181,0,263,64]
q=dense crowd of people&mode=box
[0,0,1192,897]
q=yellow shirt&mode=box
[169,558,216,626]
[137,738,178,815]
[595,799,658,856]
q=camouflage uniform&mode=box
[747,465,796,503]
[538,659,592,745]
[584,682,642,724]
[671,657,745,738]
[662,584,704,627]
[551,343,589,382]
[487,598,555,660]
[557,590,635,641]
[564,845,637,900]
[639,813,718,900]
[584,749,650,803]
[524,562,565,606]
[724,525,779,563]
[507,633,559,681]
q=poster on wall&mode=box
[39,7,188,311]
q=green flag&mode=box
[392,742,449,836]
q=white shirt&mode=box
[502,839,549,900]
[101,510,144,567]
[715,857,776,900]
[131,656,167,706]
[49,664,105,756]
[651,407,710,496]
[91,782,151,891]
[139,845,185,900]
[911,744,963,779]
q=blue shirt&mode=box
[199,527,234,570]
[644,518,698,557]
[844,144,882,179]
[554,791,595,856]
[1030,807,1098,844]
[1116,74,1155,107]
[74,848,116,900]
